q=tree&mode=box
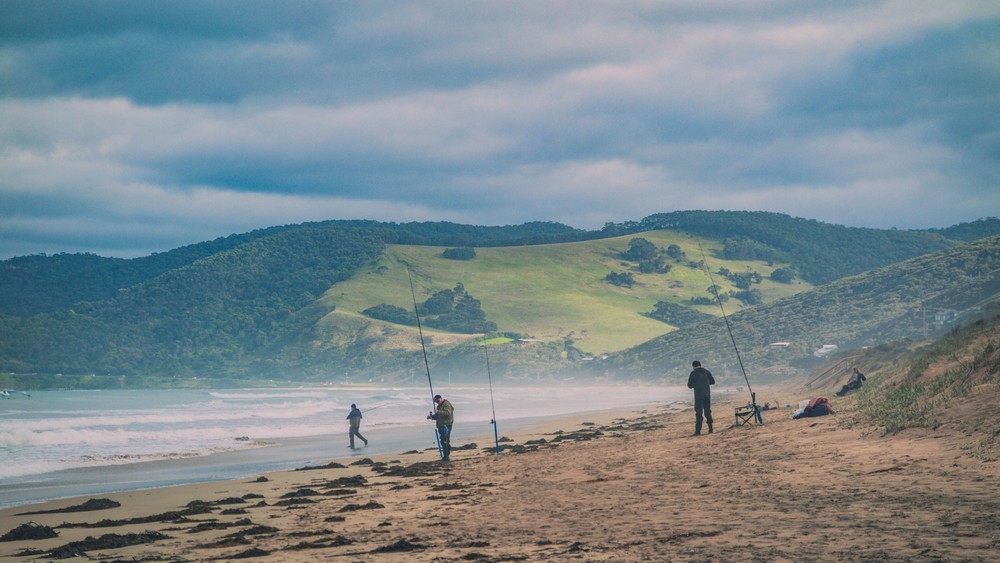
[423,286,497,333]
[605,271,635,287]
[666,244,685,260]
[362,304,416,325]
[621,238,658,262]
[642,300,713,327]
[731,288,763,305]
[770,267,796,283]
[722,236,782,262]
[442,247,476,260]
[422,288,456,315]
[638,258,671,274]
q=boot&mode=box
[708,421,714,434]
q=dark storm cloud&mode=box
[1,1,998,258]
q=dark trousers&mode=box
[349,426,367,447]
[438,424,452,459]
[836,381,862,396]
[694,393,713,434]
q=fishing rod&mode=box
[483,345,500,453]
[361,403,389,414]
[406,267,444,458]
[697,240,762,424]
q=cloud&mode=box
[1,1,999,258]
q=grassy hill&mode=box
[324,231,809,355]
[1,212,997,387]
[598,235,1000,383]
[0,220,585,318]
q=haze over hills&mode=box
[0,212,997,389]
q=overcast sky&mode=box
[2,1,998,258]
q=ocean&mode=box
[0,384,685,508]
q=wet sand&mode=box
[1,393,997,561]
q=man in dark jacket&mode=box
[687,360,715,436]
[835,367,866,396]
[427,394,454,461]
[347,403,368,448]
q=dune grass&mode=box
[852,316,1000,435]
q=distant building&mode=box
[933,309,958,327]
[813,344,838,358]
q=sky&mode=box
[2,1,999,259]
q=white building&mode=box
[813,344,838,358]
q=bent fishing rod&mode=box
[697,240,762,424]
[484,345,500,453]
[406,267,444,458]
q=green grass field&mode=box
[322,230,811,354]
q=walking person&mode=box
[687,360,715,436]
[347,403,368,448]
[427,394,454,461]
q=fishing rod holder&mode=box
[734,392,763,426]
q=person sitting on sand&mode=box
[835,367,866,397]
[347,403,368,448]
[427,394,454,461]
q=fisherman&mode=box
[687,360,715,436]
[427,394,454,461]
[346,403,368,448]
[835,367,866,397]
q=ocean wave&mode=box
[2,386,684,483]
[207,390,330,400]
[0,399,343,434]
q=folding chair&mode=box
[735,392,763,426]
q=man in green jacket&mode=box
[427,394,454,461]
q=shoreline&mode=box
[1,385,693,509]
[4,393,995,561]
[0,399,684,511]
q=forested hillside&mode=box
[0,220,583,318]
[596,235,1000,382]
[0,226,388,377]
[926,216,1000,242]
[604,211,971,284]
[1,212,998,388]
[8,212,993,319]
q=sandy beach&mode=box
[2,389,997,562]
